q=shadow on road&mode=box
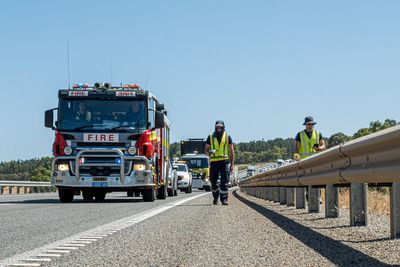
[0,198,145,205]
[233,190,389,267]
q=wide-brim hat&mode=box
[303,116,316,126]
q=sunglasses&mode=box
[306,123,315,126]
[216,126,224,129]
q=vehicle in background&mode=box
[247,165,256,176]
[45,82,170,203]
[167,161,178,197]
[173,162,192,193]
[180,138,211,191]
[277,159,285,166]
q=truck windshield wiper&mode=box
[110,125,136,131]
[74,125,97,130]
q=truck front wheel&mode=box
[143,188,155,202]
[58,188,74,203]
[82,190,94,201]
[157,185,167,199]
[94,192,106,201]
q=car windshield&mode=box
[174,165,187,172]
[182,158,209,168]
[58,99,147,133]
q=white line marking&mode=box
[1,193,209,266]
[43,250,70,254]
[23,259,51,262]
[6,264,41,267]
[36,254,61,257]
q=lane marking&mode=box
[35,254,61,257]
[43,250,70,254]
[1,193,209,267]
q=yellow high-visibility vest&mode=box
[299,130,320,159]
[209,132,229,162]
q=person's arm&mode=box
[318,139,326,151]
[229,144,235,172]
[295,141,301,154]
[205,143,211,156]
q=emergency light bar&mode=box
[69,82,141,90]
[72,83,89,89]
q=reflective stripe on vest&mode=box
[210,132,229,162]
[299,130,320,159]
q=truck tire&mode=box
[82,190,94,201]
[94,192,106,201]
[127,191,134,197]
[143,188,155,202]
[135,191,141,197]
[174,189,178,196]
[157,185,167,199]
[59,188,74,203]
[167,189,174,197]
[185,186,191,194]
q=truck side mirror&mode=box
[45,109,55,129]
[155,111,165,128]
[156,102,165,112]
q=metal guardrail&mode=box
[238,125,400,238]
[0,180,53,194]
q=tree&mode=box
[30,166,51,182]
[353,128,371,139]
[328,132,351,147]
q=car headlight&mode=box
[64,146,73,155]
[133,163,146,171]
[127,146,136,155]
[57,163,69,171]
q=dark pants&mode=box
[210,160,229,201]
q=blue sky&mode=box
[0,1,399,161]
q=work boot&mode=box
[213,199,218,205]
[221,200,228,205]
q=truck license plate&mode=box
[92,181,108,187]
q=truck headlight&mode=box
[133,163,146,171]
[64,146,73,155]
[57,164,69,171]
[128,146,136,155]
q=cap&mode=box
[215,120,225,128]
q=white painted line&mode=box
[82,236,104,239]
[53,247,79,250]
[76,238,97,242]
[23,258,51,262]
[1,193,209,266]
[36,254,61,257]
[44,250,70,254]
[6,264,41,267]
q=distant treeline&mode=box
[171,119,399,164]
[0,119,397,181]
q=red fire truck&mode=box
[44,82,171,203]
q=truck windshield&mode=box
[58,99,147,132]
[182,158,209,169]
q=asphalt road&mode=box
[1,189,399,266]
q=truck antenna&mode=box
[67,41,71,89]
[145,72,151,89]
[110,54,113,84]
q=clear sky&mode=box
[0,1,399,161]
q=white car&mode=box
[173,163,192,194]
[167,161,178,197]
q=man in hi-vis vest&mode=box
[205,120,235,205]
[295,116,326,159]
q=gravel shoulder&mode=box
[41,188,397,267]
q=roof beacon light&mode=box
[123,84,140,89]
[72,83,89,89]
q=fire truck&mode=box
[44,82,171,203]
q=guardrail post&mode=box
[279,187,286,205]
[296,188,306,209]
[24,186,28,194]
[350,183,368,226]
[286,188,295,207]
[8,186,13,194]
[267,187,273,201]
[262,187,268,200]
[29,186,34,194]
[0,186,3,194]
[390,183,400,238]
[16,186,21,194]
[308,186,321,213]
[325,184,339,218]
[273,187,280,202]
